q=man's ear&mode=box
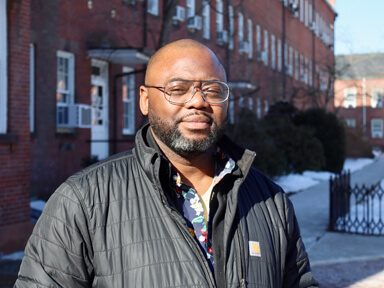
[139,85,149,116]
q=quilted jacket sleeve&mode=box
[15,182,94,287]
[282,195,318,288]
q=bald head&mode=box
[145,39,226,84]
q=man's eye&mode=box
[168,87,188,94]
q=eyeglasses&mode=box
[145,80,230,104]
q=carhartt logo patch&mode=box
[249,241,261,257]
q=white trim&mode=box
[30,43,35,133]
[147,0,159,16]
[0,0,8,133]
[203,0,210,40]
[122,66,136,135]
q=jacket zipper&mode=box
[235,221,247,288]
[161,197,216,288]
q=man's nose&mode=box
[184,86,209,109]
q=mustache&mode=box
[176,112,214,124]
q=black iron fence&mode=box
[329,170,384,236]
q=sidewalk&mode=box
[290,155,384,287]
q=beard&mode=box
[148,109,228,158]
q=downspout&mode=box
[282,2,286,100]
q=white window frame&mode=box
[122,67,136,135]
[277,38,282,72]
[294,50,299,80]
[247,19,253,59]
[305,0,308,27]
[56,51,75,127]
[264,29,269,67]
[248,97,253,110]
[187,0,196,19]
[271,34,276,70]
[203,0,210,40]
[300,0,304,23]
[238,13,244,44]
[371,119,383,138]
[343,88,357,109]
[0,0,7,133]
[147,0,159,16]
[289,46,293,76]
[216,0,223,33]
[256,25,261,55]
[228,6,234,50]
[264,100,269,115]
[229,98,235,124]
[371,88,383,108]
[30,43,35,133]
[257,99,262,119]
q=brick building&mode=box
[334,53,384,151]
[27,0,336,200]
[0,0,34,253]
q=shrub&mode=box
[294,108,346,173]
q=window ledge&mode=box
[0,133,19,145]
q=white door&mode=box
[91,59,109,160]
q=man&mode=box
[16,39,318,287]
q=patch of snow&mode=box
[275,174,320,193]
[275,158,376,193]
[343,158,374,173]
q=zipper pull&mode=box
[238,279,247,288]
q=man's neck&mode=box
[151,131,216,195]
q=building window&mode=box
[147,0,159,15]
[0,0,7,133]
[257,99,262,119]
[248,97,253,110]
[263,29,269,66]
[56,51,75,127]
[371,119,383,138]
[344,88,357,109]
[345,118,356,128]
[247,19,253,59]
[203,0,210,40]
[300,54,304,82]
[228,6,234,50]
[256,25,261,59]
[264,100,269,115]
[300,0,304,22]
[122,67,135,135]
[371,88,383,108]
[304,0,308,27]
[289,46,293,76]
[294,50,299,80]
[277,38,282,72]
[271,34,276,70]
[216,0,223,34]
[187,0,196,20]
[30,44,35,133]
[238,13,244,45]
[284,43,288,72]
[229,98,235,124]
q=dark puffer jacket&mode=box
[15,124,318,287]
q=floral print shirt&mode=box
[171,146,236,272]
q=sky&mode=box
[334,0,384,55]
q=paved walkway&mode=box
[290,155,384,287]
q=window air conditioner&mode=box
[239,41,249,53]
[187,15,202,30]
[172,6,185,22]
[217,30,229,43]
[68,104,93,128]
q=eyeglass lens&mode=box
[164,80,229,104]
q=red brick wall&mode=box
[335,77,384,150]
[30,0,336,199]
[0,0,31,228]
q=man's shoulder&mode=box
[66,149,136,191]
